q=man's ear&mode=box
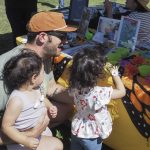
[36,32,47,45]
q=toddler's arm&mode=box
[110,66,126,99]
[2,97,39,149]
[0,112,49,145]
[44,97,58,118]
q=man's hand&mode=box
[49,105,57,118]
[24,137,39,150]
[31,113,50,137]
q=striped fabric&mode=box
[129,12,150,47]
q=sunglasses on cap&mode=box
[47,31,67,41]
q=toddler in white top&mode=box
[69,47,126,150]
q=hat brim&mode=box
[137,0,150,11]
[56,26,77,32]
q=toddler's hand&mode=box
[49,105,57,118]
[25,137,39,150]
[110,66,119,76]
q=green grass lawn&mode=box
[0,0,125,34]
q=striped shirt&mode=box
[128,12,150,47]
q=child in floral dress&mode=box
[69,47,126,150]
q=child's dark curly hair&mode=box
[69,47,105,90]
[2,49,43,94]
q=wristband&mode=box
[111,70,119,76]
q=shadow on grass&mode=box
[0,33,14,55]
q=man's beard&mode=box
[43,44,59,57]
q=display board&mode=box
[69,0,89,22]
[116,16,140,51]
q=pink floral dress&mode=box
[70,86,113,139]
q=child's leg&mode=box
[81,137,102,150]
[71,134,83,150]
[37,135,63,150]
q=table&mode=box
[54,48,150,150]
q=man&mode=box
[0,11,76,148]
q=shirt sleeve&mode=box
[97,86,113,106]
